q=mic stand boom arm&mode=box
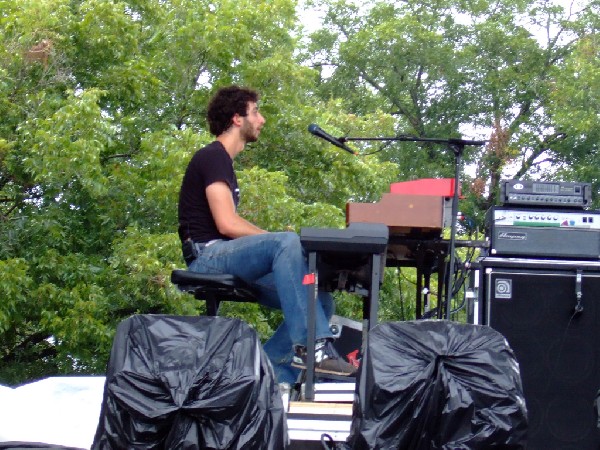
[339,135,487,147]
[339,134,487,320]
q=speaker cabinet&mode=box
[479,258,600,449]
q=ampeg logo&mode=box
[513,183,524,190]
[495,279,512,299]
[498,231,527,240]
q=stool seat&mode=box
[171,269,259,315]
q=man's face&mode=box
[240,101,265,143]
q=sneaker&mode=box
[291,339,357,377]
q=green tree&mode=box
[304,0,598,221]
[1,0,597,386]
[0,0,395,384]
[548,7,600,194]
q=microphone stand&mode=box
[339,134,486,320]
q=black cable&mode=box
[397,267,406,320]
[320,433,336,449]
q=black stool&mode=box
[171,270,259,316]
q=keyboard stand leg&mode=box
[304,250,383,402]
[367,253,382,331]
[305,251,318,402]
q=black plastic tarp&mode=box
[92,314,287,450]
[347,320,528,449]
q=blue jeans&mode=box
[187,232,334,384]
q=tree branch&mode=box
[2,331,56,364]
[514,133,567,178]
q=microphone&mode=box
[308,124,356,155]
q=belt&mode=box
[194,239,221,251]
[183,239,221,266]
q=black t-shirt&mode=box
[178,141,239,243]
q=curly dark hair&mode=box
[206,86,260,136]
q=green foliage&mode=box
[238,167,345,231]
[0,0,598,385]
[306,0,598,216]
[548,32,600,204]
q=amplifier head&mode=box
[500,180,591,208]
[485,207,600,259]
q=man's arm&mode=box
[206,181,267,238]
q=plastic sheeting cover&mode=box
[347,320,528,449]
[92,315,287,450]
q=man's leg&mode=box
[189,232,332,344]
[257,273,334,384]
[189,232,355,377]
[263,323,299,384]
